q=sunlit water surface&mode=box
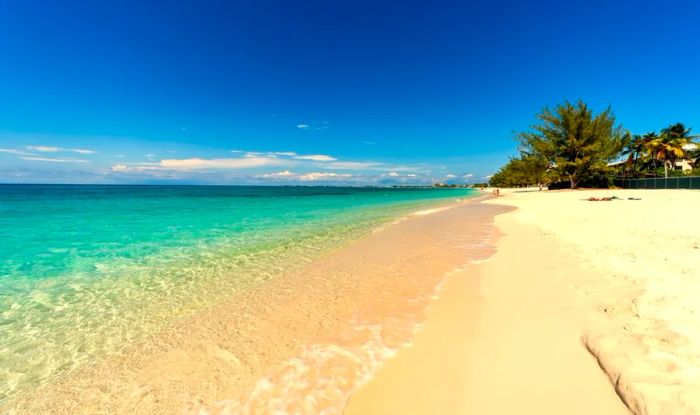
[0,185,475,401]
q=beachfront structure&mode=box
[673,159,694,172]
[608,155,698,176]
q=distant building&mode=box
[432,182,470,188]
[674,159,693,172]
[608,156,697,174]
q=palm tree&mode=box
[636,132,659,174]
[621,132,652,177]
[644,123,696,178]
[662,123,693,140]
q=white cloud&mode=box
[107,149,430,183]
[296,121,328,131]
[112,156,288,173]
[259,170,295,178]
[462,173,475,179]
[26,146,96,154]
[445,174,456,178]
[221,150,421,173]
[257,170,352,182]
[294,154,337,162]
[228,151,337,162]
[321,161,424,173]
[109,163,178,178]
[160,156,286,170]
[271,152,336,161]
[26,146,60,152]
[323,161,383,170]
[298,172,352,181]
[383,171,422,179]
[111,164,131,172]
[21,156,90,163]
[110,163,168,173]
[0,148,33,155]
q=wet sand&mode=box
[345,199,628,414]
[347,189,700,415]
[3,196,505,414]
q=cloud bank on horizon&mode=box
[0,141,480,185]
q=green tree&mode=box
[489,155,547,187]
[621,132,656,177]
[644,123,696,178]
[519,101,628,188]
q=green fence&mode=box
[615,176,700,189]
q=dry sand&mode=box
[346,189,700,415]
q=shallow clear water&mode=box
[0,184,475,401]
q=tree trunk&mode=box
[664,162,669,178]
[570,177,577,189]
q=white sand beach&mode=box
[346,189,700,414]
[7,189,700,415]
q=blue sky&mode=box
[1,0,699,185]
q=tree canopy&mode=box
[647,123,696,178]
[489,155,547,188]
[619,124,698,178]
[489,101,699,188]
[518,101,628,188]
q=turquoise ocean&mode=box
[0,184,475,401]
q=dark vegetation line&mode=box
[489,100,699,189]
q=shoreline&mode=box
[0,189,478,405]
[346,189,700,414]
[344,193,628,414]
[9,189,698,413]
[3,194,502,414]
